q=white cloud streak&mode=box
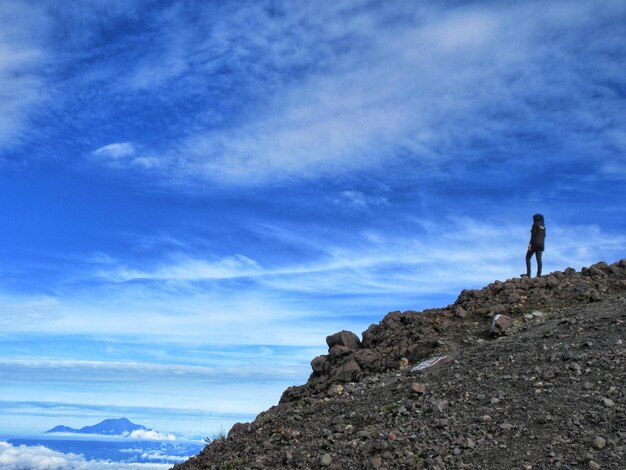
[93,143,136,159]
[0,296,62,328]
[99,219,626,294]
[0,287,334,347]
[331,190,388,209]
[128,429,175,441]
[2,217,621,347]
[91,142,164,170]
[106,254,262,282]
[0,358,301,383]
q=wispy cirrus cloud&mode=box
[3,217,623,341]
[97,219,626,295]
[4,0,623,188]
[0,283,337,347]
[0,296,61,328]
[0,399,256,438]
[91,142,164,170]
[330,190,388,209]
[86,0,625,186]
[0,1,47,149]
[104,254,263,282]
[0,358,302,383]
[93,143,136,159]
[0,400,253,424]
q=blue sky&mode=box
[1,0,625,440]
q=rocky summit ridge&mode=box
[174,259,626,470]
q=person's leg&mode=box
[536,250,543,277]
[525,250,533,276]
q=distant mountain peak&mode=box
[45,417,149,436]
[46,425,76,433]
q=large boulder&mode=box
[354,348,382,371]
[329,345,353,358]
[326,330,362,351]
[361,324,382,348]
[330,359,362,383]
[311,355,328,373]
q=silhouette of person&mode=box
[524,213,546,277]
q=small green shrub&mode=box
[380,402,400,414]
[203,427,227,444]
[219,458,243,470]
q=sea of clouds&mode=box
[0,441,184,470]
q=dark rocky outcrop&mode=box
[279,260,626,404]
[173,259,626,470]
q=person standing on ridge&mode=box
[523,213,546,277]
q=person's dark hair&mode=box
[533,213,544,222]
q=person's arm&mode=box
[528,224,537,250]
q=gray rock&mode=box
[455,306,467,318]
[326,330,362,351]
[431,399,449,412]
[330,360,362,383]
[593,436,606,449]
[329,345,352,357]
[411,382,427,394]
[543,369,556,380]
[490,314,513,335]
[490,304,507,315]
[354,348,381,371]
[507,292,522,303]
[602,398,615,408]
[361,324,382,348]
[311,355,328,373]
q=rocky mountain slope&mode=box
[173,260,626,469]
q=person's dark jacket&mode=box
[529,213,546,251]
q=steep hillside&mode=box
[174,260,626,469]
